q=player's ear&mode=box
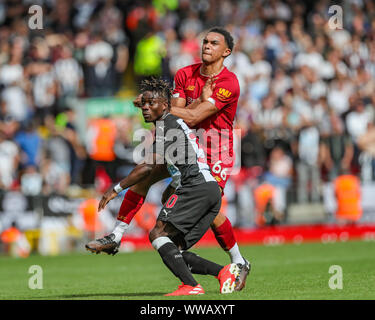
[162,101,168,112]
[223,48,231,58]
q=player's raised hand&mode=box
[201,75,218,102]
[98,188,118,212]
[133,94,143,108]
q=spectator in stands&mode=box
[247,47,272,102]
[54,44,84,106]
[83,116,117,188]
[72,0,100,30]
[253,93,282,146]
[113,117,136,180]
[296,123,321,203]
[0,129,19,190]
[125,0,159,45]
[0,221,30,258]
[14,120,42,170]
[0,37,30,123]
[321,113,353,180]
[241,127,266,170]
[262,146,293,219]
[20,165,42,196]
[43,115,71,181]
[346,99,373,144]
[346,99,373,177]
[134,30,165,82]
[40,150,70,195]
[99,0,130,93]
[27,38,57,123]
[84,32,117,97]
[57,108,87,185]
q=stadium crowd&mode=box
[0,0,375,223]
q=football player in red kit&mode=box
[86,27,251,292]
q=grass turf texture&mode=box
[0,240,374,300]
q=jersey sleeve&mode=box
[172,68,187,99]
[208,76,240,111]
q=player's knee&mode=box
[148,221,166,243]
[148,227,159,243]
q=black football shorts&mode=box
[158,181,222,250]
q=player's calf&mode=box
[151,234,199,290]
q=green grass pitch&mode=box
[0,240,374,300]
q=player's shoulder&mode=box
[163,113,180,129]
[176,62,202,76]
[217,67,240,92]
[164,113,190,132]
[220,67,239,83]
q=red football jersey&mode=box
[172,62,240,188]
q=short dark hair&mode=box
[140,78,172,107]
[207,27,234,51]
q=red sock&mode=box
[212,218,236,251]
[117,190,145,224]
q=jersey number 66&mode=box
[212,160,228,181]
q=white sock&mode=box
[112,220,129,244]
[228,243,245,265]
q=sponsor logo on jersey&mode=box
[216,88,232,101]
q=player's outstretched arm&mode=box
[98,161,155,212]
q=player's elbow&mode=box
[142,164,154,176]
[135,163,153,179]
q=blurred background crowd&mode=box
[0,0,375,247]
